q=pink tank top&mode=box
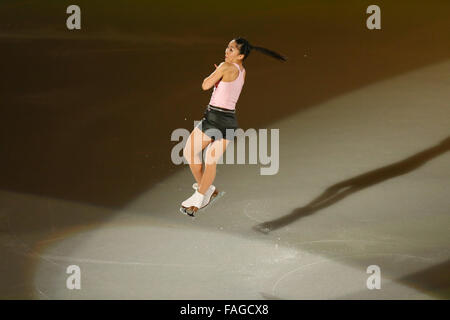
[209,62,245,110]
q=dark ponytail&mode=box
[234,37,288,62]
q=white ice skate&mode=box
[192,183,219,209]
[180,190,205,216]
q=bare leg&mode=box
[183,127,213,187]
[198,138,230,194]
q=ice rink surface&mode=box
[1,60,449,299]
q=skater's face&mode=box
[225,40,244,63]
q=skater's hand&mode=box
[202,62,225,91]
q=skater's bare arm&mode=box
[202,62,228,91]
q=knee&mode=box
[183,145,201,165]
[205,150,218,166]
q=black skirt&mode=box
[198,104,239,140]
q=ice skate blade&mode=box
[180,206,198,217]
[208,190,225,206]
[180,207,195,217]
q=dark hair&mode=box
[233,37,288,62]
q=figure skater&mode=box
[180,37,287,216]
